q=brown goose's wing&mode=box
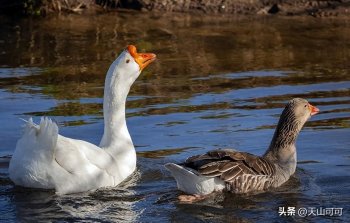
[184,149,276,182]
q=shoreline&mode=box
[1,0,350,17]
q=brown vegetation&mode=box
[1,0,349,17]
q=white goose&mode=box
[9,45,156,194]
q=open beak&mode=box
[308,103,320,116]
[127,45,156,71]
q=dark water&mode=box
[0,12,349,222]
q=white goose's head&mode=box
[113,45,156,85]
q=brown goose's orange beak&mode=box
[308,103,320,116]
[127,45,156,71]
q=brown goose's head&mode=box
[268,98,320,150]
[283,98,319,125]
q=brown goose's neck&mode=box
[263,111,303,162]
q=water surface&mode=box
[0,13,349,222]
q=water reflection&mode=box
[11,172,141,222]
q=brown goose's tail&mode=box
[164,163,225,195]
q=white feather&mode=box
[164,163,225,195]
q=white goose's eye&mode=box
[126,59,130,63]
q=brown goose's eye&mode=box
[126,59,130,63]
[304,104,308,107]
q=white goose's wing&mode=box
[53,136,116,194]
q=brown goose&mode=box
[165,98,319,202]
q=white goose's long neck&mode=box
[99,59,135,158]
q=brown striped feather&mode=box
[220,167,242,181]
[218,162,238,172]
[184,149,276,186]
[202,171,222,177]
[198,163,221,174]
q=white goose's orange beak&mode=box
[127,45,156,71]
[308,103,320,116]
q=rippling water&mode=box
[0,12,349,222]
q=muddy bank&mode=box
[138,0,350,17]
[1,0,350,17]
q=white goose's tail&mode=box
[9,117,58,188]
[22,117,58,159]
[164,163,225,195]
